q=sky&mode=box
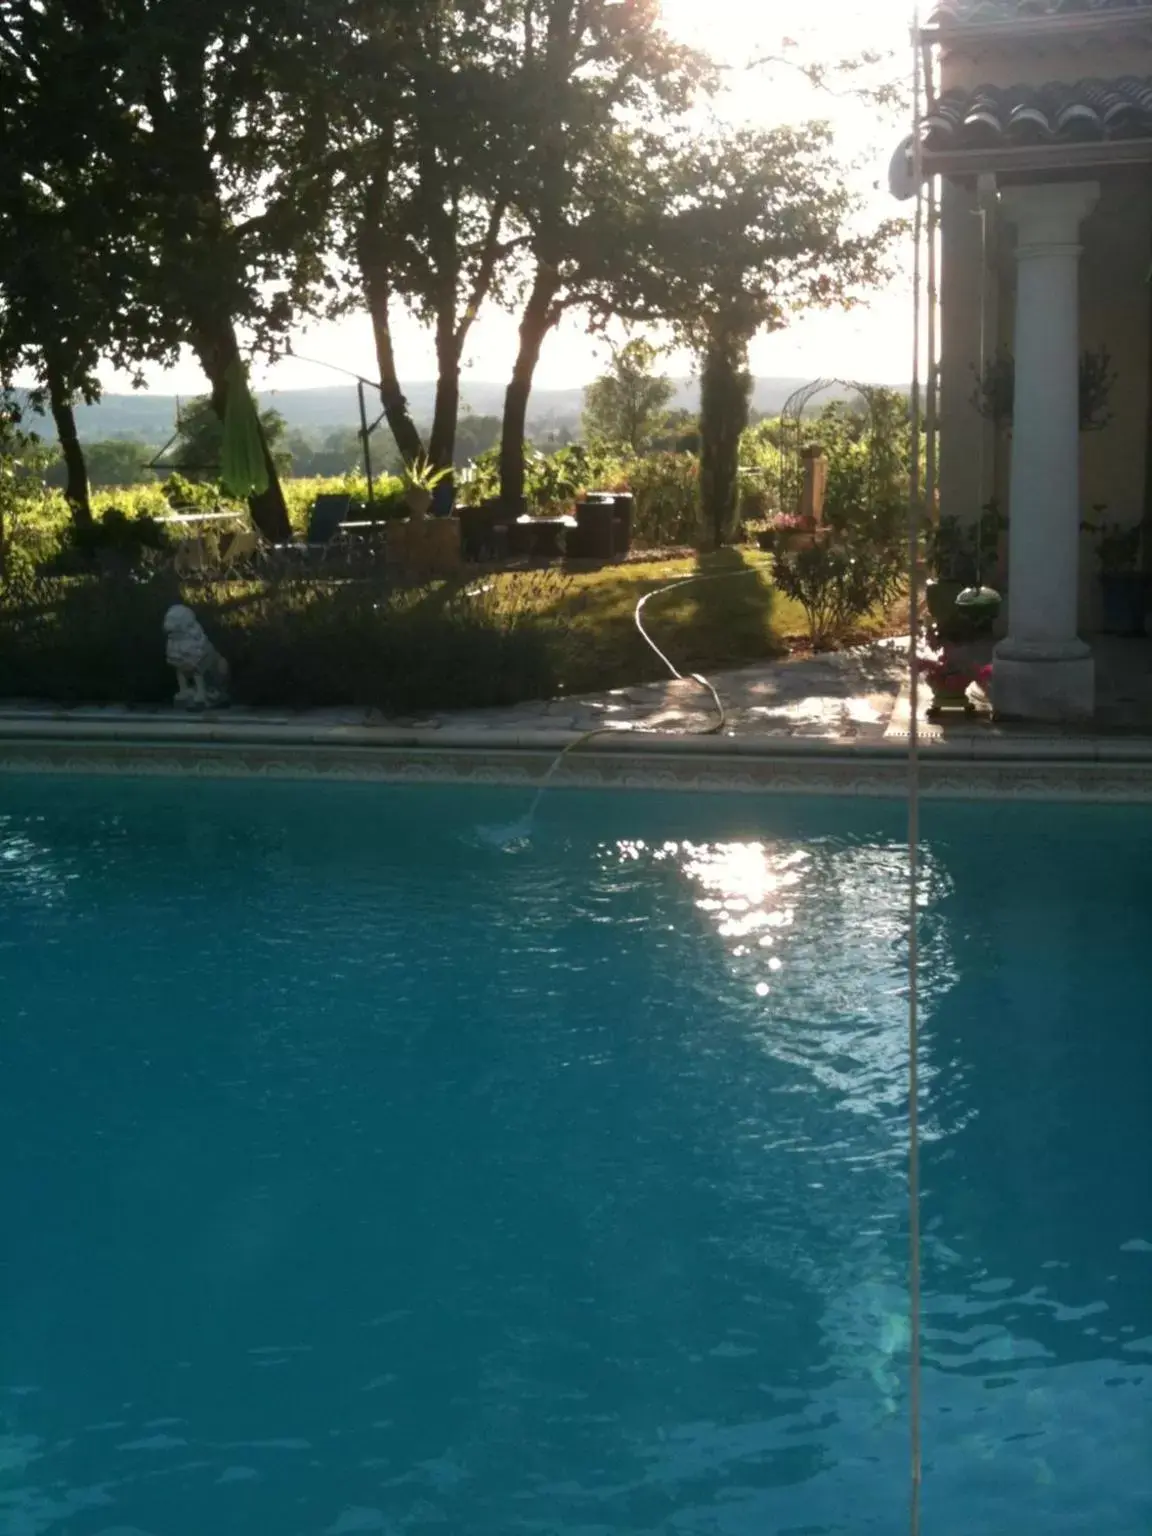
[105,0,917,399]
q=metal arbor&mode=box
[777,377,888,516]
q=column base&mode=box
[990,648,1095,722]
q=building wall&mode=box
[938,178,994,528]
[941,42,1144,92]
[938,173,1150,626]
[1075,174,1151,622]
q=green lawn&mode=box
[484,547,896,695]
[0,533,900,712]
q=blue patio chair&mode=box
[306,494,352,551]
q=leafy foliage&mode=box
[0,409,56,586]
[594,126,900,547]
[0,569,569,712]
[771,542,903,649]
[925,503,1005,584]
[605,453,701,548]
[40,440,160,489]
[582,340,674,454]
[162,397,291,483]
[1082,517,1142,575]
[57,507,170,571]
[800,389,912,560]
[970,346,1117,434]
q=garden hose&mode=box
[546,565,766,779]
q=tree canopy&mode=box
[582,340,674,455]
[597,126,900,543]
[0,0,900,548]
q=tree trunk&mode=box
[428,313,461,474]
[699,336,752,550]
[500,267,561,509]
[189,315,292,543]
[428,200,508,477]
[363,264,425,468]
[46,368,92,529]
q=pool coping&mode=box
[1,713,1152,799]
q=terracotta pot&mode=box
[1100,571,1151,636]
[925,579,966,626]
[926,679,974,718]
[781,530,817,552]
[405,486,433,519]
[386,516,461,574]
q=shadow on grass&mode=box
[522,545,788,696]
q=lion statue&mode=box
[163,604,230,709]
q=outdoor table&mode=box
[509,515,577,559]
[158,510,244,526]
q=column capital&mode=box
[1000,181,1099,256]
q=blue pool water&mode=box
[0,777,1149,1536]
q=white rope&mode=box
[908,12,926,1535]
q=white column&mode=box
[992,182,1098,722]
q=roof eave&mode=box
[922,9,1152,47]
[923,134,1152,174]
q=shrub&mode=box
[59,505,170,571]
[91,482,171,521]
[771,541,904,649]
[605,452,699,548]
[0,572,178,702]
[0,570,569,713]
[456,444,619,514]
[926,503,1005,583]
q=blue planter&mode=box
[431,480,456,518]
[1100,572,1150,636]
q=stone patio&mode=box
[0,635,1149,747]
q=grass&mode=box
[18,474,406,541]
[526,547,791,694]
[3,470,903,711]
[0,545,902,712]
[486,546,899,696]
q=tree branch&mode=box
[455,199,509,350]
[737,49,905,110]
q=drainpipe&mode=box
[976,172,999,531]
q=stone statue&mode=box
[164,604,230,709]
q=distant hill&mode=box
[41,376,887,443]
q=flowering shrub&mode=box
[917,654,992,694]
[772,541,903,649]
[605,452,700,548]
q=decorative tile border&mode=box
[1,730,1151,801]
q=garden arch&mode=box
[777,377,890,518]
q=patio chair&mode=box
[219,527,263,574]
[267,493,352,568]
[305,494,352,557]
[174,534,216,578]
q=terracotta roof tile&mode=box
[930,0,1152,23]
[923,75,1152,147]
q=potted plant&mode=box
[757,511,818,553]
[402,456,453,520]
[1084,517,1147,636]
[917,651,993,718]
[924,503,1004,634]
[388,457,461,572]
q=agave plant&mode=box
[402,455,454,518]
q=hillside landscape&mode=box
[50,376,876,445]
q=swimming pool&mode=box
[1,776,1149,1535]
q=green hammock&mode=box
[219,360,269,499]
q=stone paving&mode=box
[389,639,912,740]
[0,639,911,742]
[0,634,1149,747]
